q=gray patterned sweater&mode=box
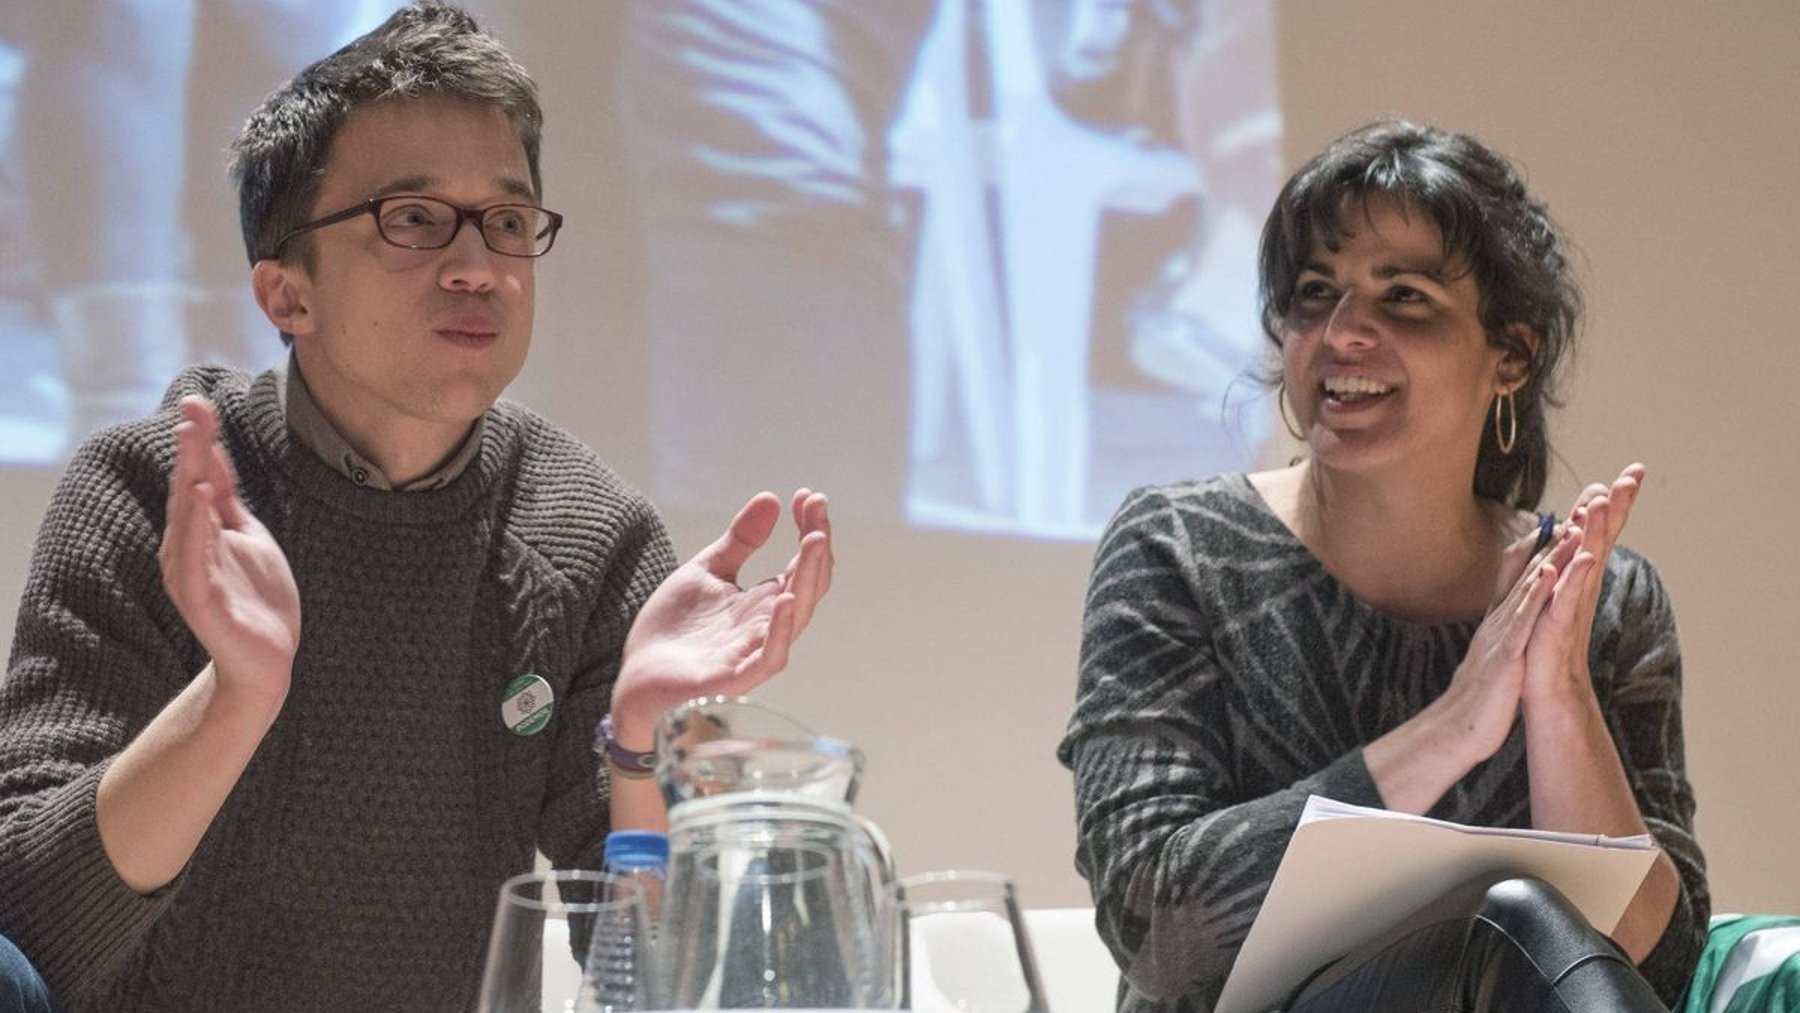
[0,366,677,1012]
[1058,475,1708,1012]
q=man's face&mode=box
[267,95,536,446]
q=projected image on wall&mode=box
[896,0,1283,538]
[631,0,1282,540]
[0,1,388,466]
[0,0,1280,542]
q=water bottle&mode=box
[603,830,668,925]
[587,831,668,1011]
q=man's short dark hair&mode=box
[229,1,543,275]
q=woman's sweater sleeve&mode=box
[1057,487,1381,1007]
[1599,551,1710,1003]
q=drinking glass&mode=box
[895,870,1049,1013]
[477,869,655,1013]
[660,840,895,1008]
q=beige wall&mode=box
[1,0,1795,923]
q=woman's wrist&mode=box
[1420,679,1516,771]
[1365,703,1483,815]
[1520,667,1604,731]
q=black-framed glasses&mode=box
[268,194,563,259]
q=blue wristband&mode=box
[597,714,657,779]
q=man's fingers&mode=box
[163,475,224,616]
[799,492,833,597]
[178,394,213,424]
[793,489,831,536]
[171,403,212,490]
[736,593,797,689]
[172,395,258,534]
[761,594,797,674]
[791,489,833,598]
[695,492,782,582]
[782,531,832,631]
[164,404,219,582]
[208,442,253,530]
[166,421,199,531]
[178,395,221,448]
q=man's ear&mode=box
[252,260,314,338]
[1497,323,1541,392]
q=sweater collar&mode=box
[277,354,486,493]
[225,367,512,527]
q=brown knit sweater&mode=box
[0,366,677,1011]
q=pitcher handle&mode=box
[850,813,907,1008]
[852,813,898,881]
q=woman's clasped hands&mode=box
[1520,464,1644,709]
[1443,463,1647,762]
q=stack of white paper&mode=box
[1215,795,1658,1013]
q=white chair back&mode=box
[1025,907,1119,1013]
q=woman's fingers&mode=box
[1571,481,1609,517]
[1492,523,1545,606]
[1568,463,1644,548]
[1604,466,1644,543]
[1498,560,1557,656]
[1495,522,1578,615]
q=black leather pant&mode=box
[1285,878,1668,1013]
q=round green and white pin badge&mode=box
[501,673,554,736]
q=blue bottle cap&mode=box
[604,830,669,869]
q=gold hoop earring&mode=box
[1277,379,1305,442]
[1493,390,1518,455]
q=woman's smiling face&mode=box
[1280,196,1518,479]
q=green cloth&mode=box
[1682,915,1800,1013]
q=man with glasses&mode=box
[0,4,831,1011]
